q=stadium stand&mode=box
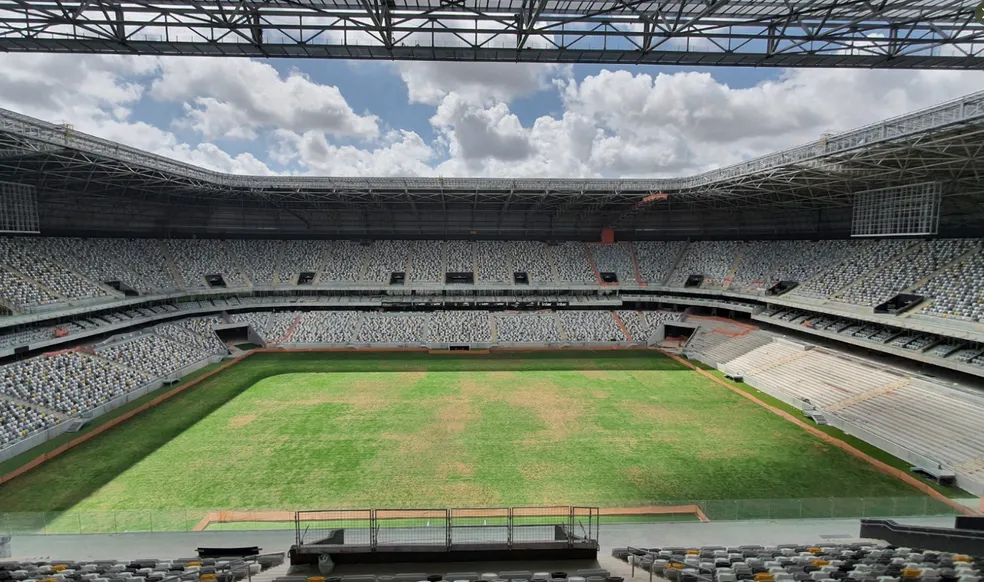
[611,543,984,582]
[290,311,361,344]
[475,241,512,283]
[228,239,281,286]
[410,240,443,283]
[358,312,426,344]
[704,332,984,493]
[558,310,626,342]
[838,239,980,307]
[365,240,410,283]
[495,312,562,343]
[668,241,741,288]
[427,310,492,343]
[589,243,637,285]
[791,239,911,301]
[633,240,688,285]
[915,248,984,321]
[446,240,475,275]
[553,242,596,284]
[0,237,108,302]
[0,400,55,447]
[96,333,216,379]
[0,554,285,582]
[166,239,247,288]
[510,241,553,284]
[0,352,150,416]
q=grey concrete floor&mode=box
[5,516,956,564]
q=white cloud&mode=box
[151,58,379,141]
[2,51,983,181]
[272,129,435,177]
[400,61,564,106]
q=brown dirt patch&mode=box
[502,379,584,441]
[619,400,690,424]
[440,461,475,478]
[593,391,610,399]
[487,371,517,380]
[581,370,610,380]
[228,414,257,428]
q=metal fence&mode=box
[0,497,962,537]
[294,506,598,550]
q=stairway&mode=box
[832,241,920,299]
[825,378,910,413]
[553,311,568,341]
[545,246,561,283]
[612,311,632,341]
[3,263,66,301]
[160,240,188,287]
[489,312,498,343]
[663,241,690,286]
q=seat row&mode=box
[3,237,984,324]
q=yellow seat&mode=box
[953,555,971,563]
[309,577,326,582]
[187,562,202,568]
[813,560,830,567]
[754,574,774,581]
[808,547,822,555]
[902,569,921,579]
[52,566,67,572]
[200,575,216,581]
[686,550,699,555]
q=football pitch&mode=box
[0,351,933,523]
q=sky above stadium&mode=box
[1,54,983,178]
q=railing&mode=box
[293,506,599,550]
[0,498,961,536]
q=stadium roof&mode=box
[2,90,984,238]
[0,1,981,69]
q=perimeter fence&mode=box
[0,497,962,536]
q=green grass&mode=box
[0,350,951,533]
[0,362,223,477]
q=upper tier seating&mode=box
[838,239,979,306]
[668,241,741,287]
[589,243,636,284]
[475,241,512,283]
[511,241,553,284]
[167,239,247,288]
[633,240,687,285]
[2,237,984,327]
[0,237,108,302]
[792,239,910,300]
[915,248,984,321]
[365,240,410,283]
[228,239,281,286]
[552,242,596,284]
[410,240,443,283]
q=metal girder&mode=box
[3,89,984,235]
[0,1,982,69]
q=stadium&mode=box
[2,0,984,578]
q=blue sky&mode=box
[0,52,981,178]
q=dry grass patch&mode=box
[228,414,257,429]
